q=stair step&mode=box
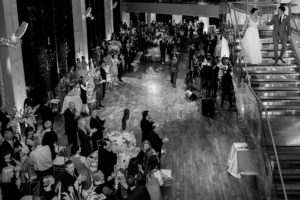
[248,79,300,83]
[275,183,300,191]
[246,64,297,68]
[265,105,300,110]
[274,169,300,176]
[271,155,300,161]
[253,87,300,91]
[244,71,299,75]
[260,96,300,101]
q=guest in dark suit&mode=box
[42,121,58,160]
[160,39,166,64]
[98,138,117,179]
[147,127,169,162]
[188,44,195,70]
[208,60,219,98]
[90,110,105,151]
[92,46,102,68]
[39,97,57,129]
[62,160,84,198]
[128,46,136,73]
[64,102,79,146]
[93,69,105,109]
[100,63,107,100]
[0,130,20,161]
[126,174,151,200]
[140,111,155,142]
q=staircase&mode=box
[239,30,300,200]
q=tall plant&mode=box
[58,41,70,75]
[38,47,55,91]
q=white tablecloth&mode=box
[148,48,161,62]
[60,95,89,114]
[227,143,257,178]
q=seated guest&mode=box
[25,127,35,153]
[1,166,20,200]
[61,160,84,199]
[39,97,57,129]
[27,135,53,186]
[70,145,92,190]
[147,126,169,161]
[136,140,156,173]
[43,175,61,200]
[92,170,106,194]
[42,121,58,160]
[124,158,146,186]
[90,109,105,151]
[126,174,150,200]
[146,156,164,200]
[98,138,117,179]
[77,117,97,157]
[0,130,20,161]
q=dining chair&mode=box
[53,144,73,179]
[47,90,60,112]
[21,181,45,200]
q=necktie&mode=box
[279,16,282,25]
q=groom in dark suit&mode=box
[265,5,291,65]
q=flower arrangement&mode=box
[107,131,136,149]
[82,187,106,200]
[7,105,37,132]
[108,40,122,54]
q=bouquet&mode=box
[7,105,37,132]
[108,40,122,54]
[107,131,136,149]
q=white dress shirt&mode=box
[29,145,53,171]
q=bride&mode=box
[241,8,264,65]
[121,109,141,146]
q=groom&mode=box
[264,5,291,65]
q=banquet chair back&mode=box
[63,144,73,161]
[96,140,102,150]
[48,90,60,111]
[161,169,173,188]
[20,181,45,200]
[53,144,73,180]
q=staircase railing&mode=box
[288,2,300,66]
[227,2,288,200]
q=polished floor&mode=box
[52,57,260,200]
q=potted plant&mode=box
[58,41,70,75]
[38,47,55,91]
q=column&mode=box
[199,17,209,33]
[0,0,26,112]
[72,0,88,61]
[104,0,114,40]
[172,15,182,24]
[292,0,300,29]
[147,13,151,27]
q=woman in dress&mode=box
[25,127,35,153]
[111,54,121,86]
[121,109,130,131]
[0,166,20,200]
[146,155,163,200]
[104,59,112,93]
[136,140,156,174]
[70,145,92,190]
[79,76,87,114]
[43,175,61,200]
[241,8,263,65]
[77,117,97,157]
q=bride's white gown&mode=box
[242,17,262,64]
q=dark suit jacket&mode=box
[62,170,79,196]
[266,14,291,37]
[90,117,105,151]
[39,104,55,125]
[128,185,151,200]
[0,140,20,161]
[140,118,154,142]
[78,129,92,157]
[211,66,219,82]
[147,131,163,155]
[64,108,78,137]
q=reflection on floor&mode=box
[52,59,260,200]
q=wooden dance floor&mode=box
[53,59,260,200]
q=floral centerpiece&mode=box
[7,105,37,133]
[108,40,122,55]
[82,187,107,200]
[106,131,136,149]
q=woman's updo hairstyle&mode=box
[250,8,258,14]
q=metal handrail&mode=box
[227,2,288,199]
[228,3,250,85]
[228,1,280,5]
[288,3,300,36]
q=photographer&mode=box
[188,44,195,69]
[221,67,234,107]
[170,54,178,88]
[207,60,219,99]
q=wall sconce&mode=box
[84,7,94,20]
[0,22,28,48]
